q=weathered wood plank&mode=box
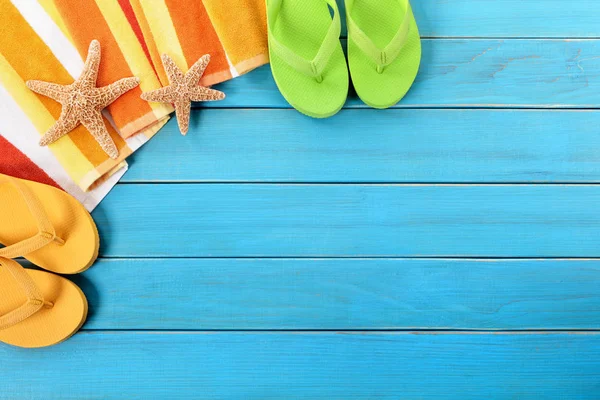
[356,0,600,38]
[1,332,598,399]
[205,40,600,109]
[124,109,600,183]
[92,184,600,258]
[63,258,600,330]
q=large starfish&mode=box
[26,40,139,159]
[141,54,225,135]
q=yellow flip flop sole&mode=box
[0,174,99,274]
[0,258,88,348]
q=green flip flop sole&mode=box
[267,0,349,118]
[346,0,421,109]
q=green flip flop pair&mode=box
[266,0,421,118]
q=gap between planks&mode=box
[77,330,600,335]
[115,182,600,186]
[412,37,600,40]
[189,105,600,111]
[95,256,600,260]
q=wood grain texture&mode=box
[93,184,600,258]
[124,109,600,183]
[351,0,600,38]
[5,7,600,396]
[206,40,600,109]
[62,258,600,330]
[1,332,599,399]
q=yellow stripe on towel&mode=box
[138,0,188,76]
[0,53,92,184]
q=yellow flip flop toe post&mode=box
[0,258,88,348]
[0,174,99,274]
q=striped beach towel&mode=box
[1,0,268,210]
[0,0,171,210]
[131,0,268,86]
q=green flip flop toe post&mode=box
[346,0,421,109]
[266,0,349,118]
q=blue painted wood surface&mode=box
[125,110,600,183]
[3,1,600,398]
[94,184,600,257]
[369,0,600,38]
[65,258,600,330]
[338,1,600,38]
[2,333,599,399]
[208,40,600,109]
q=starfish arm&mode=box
[185,54,211,86]
[189,87,226,102]
[26,80,69,103]
[39,109,80,146]
[174,100,192,135]
[79,40,101,89]
[140,86,177,103]
[94,77,140,109]
[161,54,185,85]
[80,111,119,159]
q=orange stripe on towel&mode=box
[203,0,268,75]
[128,0,170,86]
[117,0,154,68]
[53,0,153,136]
[164,0,231,83]
[0,1,122,165]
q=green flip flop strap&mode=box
[267,0,341,82]
[346,0,411,73]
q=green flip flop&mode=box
[266,0,349,118]
[345,0,421,109]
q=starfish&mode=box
[26,40,140,159]
[141,54,225,135]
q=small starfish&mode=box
[26,40,140,159]
[141,54,225,135]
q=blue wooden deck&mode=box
[3,1,600,398]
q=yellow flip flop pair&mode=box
[0,174,99,348]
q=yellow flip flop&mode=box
[0,257,88,348]
[0,174,99,274]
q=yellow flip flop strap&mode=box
[0,257,53,330]
[0,176,65,259]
